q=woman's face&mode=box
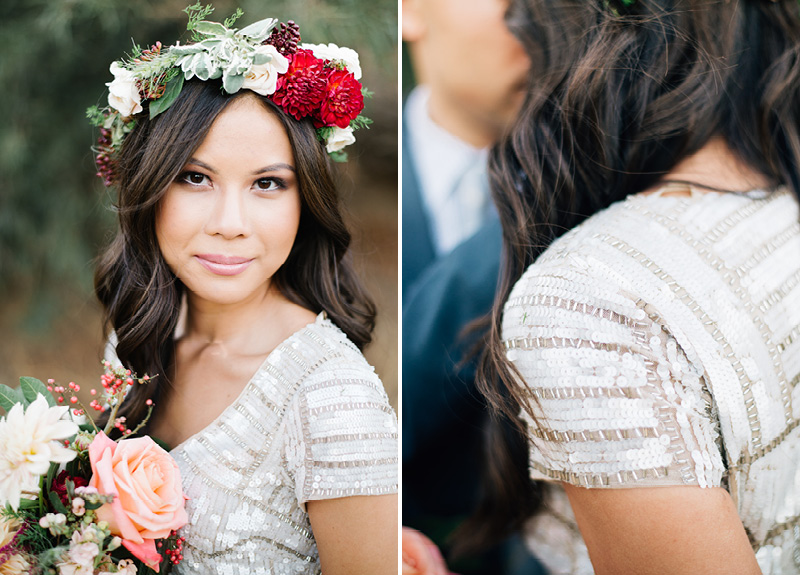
[156,95,301,307]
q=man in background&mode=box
[401,1,542,573]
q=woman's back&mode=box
[503,187,800,574]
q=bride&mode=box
[466,0,800,573]
[89,7,397,573]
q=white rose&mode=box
[241,45,290,96]
[106,62,143,118]
[326,126,356,153]
[300,42,362,80]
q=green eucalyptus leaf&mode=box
[194,20,228,37]
[20,377,55,407]
[222,72,245,94]
[0,384,24,413]
[149,74,185,119]
[238,18,278,41]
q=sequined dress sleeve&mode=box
[503,190,800,574]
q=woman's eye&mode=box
[255,178,281,191]
[179,172,209,186]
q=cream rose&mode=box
[88,432,187,572]
[106,62,143,118]
[241,45,290,96]
[326,126,356,153]
[300,42,362,79]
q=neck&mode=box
[427,91,498,149]
[658,137,773,193]
[183,286,281,350]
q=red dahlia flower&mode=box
[317,68,364,129]
[271,49,327,120]
[52,470,89,505]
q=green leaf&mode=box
[222,72,245,94]
[193,20,227,37]
[19,498,39,511]
[149,74,185,119]
[84,501,104,511]
[238,18,278,40]
[169,44,203,57]
[252,51,272,66]
[20,377,55,407]
[0,384,24,413]
[198,38,222,50]
[45,462,58,493]
[48,491,68,515]
[330,151,348,163]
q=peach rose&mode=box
[402,527,458,575]
[88,432,187,572]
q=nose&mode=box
[203,186,250,239]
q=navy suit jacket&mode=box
[401,120,436,296]
[402,115,502,520]
[402,117,545,575]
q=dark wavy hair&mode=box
[94,79,376,431]
[460,0,800,552]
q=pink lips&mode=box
[195,254,254,276]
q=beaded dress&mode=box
[147,313,397,574]
[502,188,800,574]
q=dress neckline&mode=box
[168,311,328,454]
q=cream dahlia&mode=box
[0,394,78,510]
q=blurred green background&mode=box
[0,0,398,405]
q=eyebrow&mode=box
[185,158,296,175]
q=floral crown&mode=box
[87,3,371,186]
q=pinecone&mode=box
[265,21,301,56]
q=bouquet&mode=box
[0,362,188,574]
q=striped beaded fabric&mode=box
[503,188,800,574]
[122,314,398,574]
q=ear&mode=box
[402,0,426,42]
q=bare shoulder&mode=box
[562,483,760,575]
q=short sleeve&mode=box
[284,354,398,506]
[503,256,725,489]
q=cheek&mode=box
[155,193,198,263]
[260,194,302,255]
